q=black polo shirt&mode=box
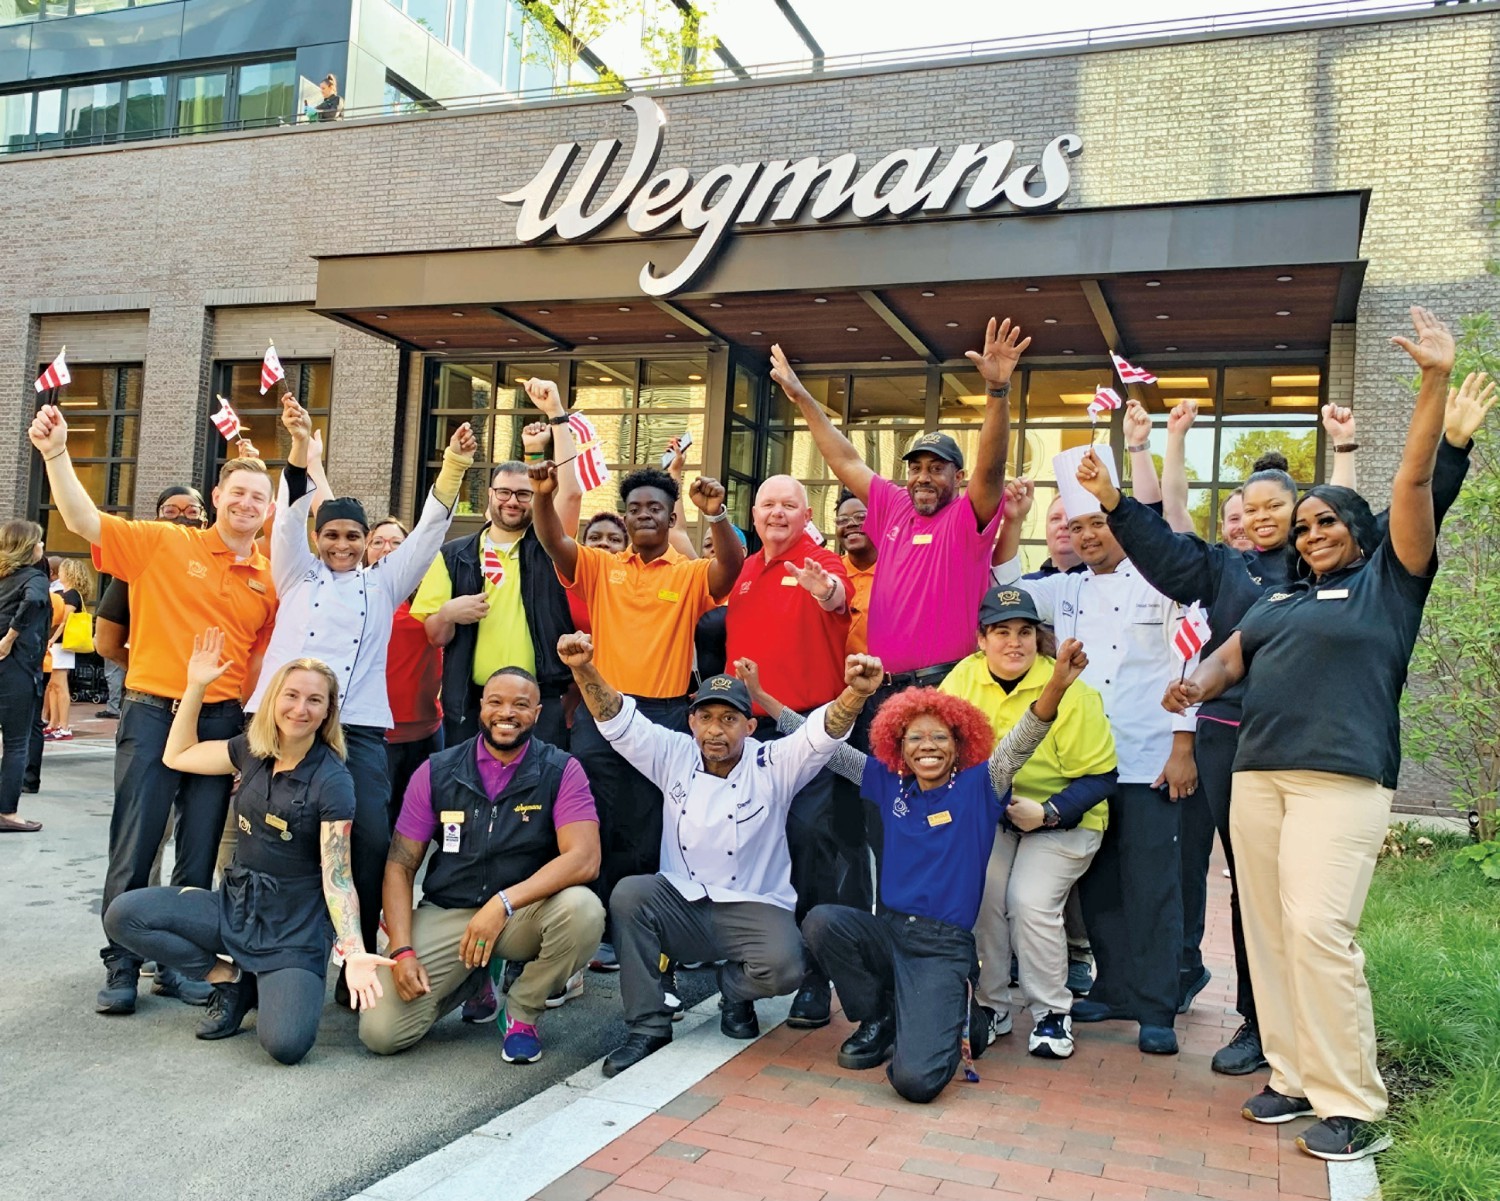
[1233,540,1432,789]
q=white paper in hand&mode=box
[1053,443,1120,521]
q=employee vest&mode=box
[419,736,570,910]
[436,526,574,734]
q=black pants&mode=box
[0,658,41,815]
[385,729,444,831]
[611,873,804,1038]
[103,886,323,1065]
[342,725,394,953]
[803,905,975,1105]
[1078,782,1183,1028]
[23,666,45,792]
[103,697,244,967]
[443,684,569,751]
[1183,719,1255,1023]
[570,696,687,926]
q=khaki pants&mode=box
[359,885,604,1055]
[1230,770,1391,1121]
[975,825,1103,1019]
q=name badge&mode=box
[911,533,934,546]
[1317,589,1350,600]
[657,589,680,602]
[443,822,462,853]
[927,810,952,827]
[247,579,268,594]
[440,811,465,824]
[780,575,799,586]
[264,813,292,842]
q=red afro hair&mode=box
[868,687,995,776]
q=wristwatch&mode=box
[547,413,571,426]
[1041,801,1062,828]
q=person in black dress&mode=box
[0,521,49,833]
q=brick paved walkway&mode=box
[534,851,1330,1201]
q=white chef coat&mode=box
[597,696,849,910]
[247,476,454,728]
[993,555,1197,784]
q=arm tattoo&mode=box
[320,820,363,954]
[823,691,864,739]
[583,679,623,721]
[387,834,426,871]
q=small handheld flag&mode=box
[260,343,285,395]
[35,348,70,393]
[566,412,611,493]
[1172,601,1212,664]
[1088,386,1123,422]
[211,396,243,442]
[1111,352,1157,386]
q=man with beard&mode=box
[361,667,603,1064]
[768,318,1023,696]
[554,631,881,1077]
[28,405,278,1017]
[413,381,578,749]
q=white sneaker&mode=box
[1028,1011,1075,1059]
[544,970,585,1008]
[986,1005,1013,1041]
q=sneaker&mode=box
[1138,1024,1178,1055]
[501,1016,542,1064]
[661,969,685,1022]
[589,941,620,973]
[196,974,257,1040]
[41,727,57,741]
[462,978,499,1024]
[152,965,215,1006]
[1029,1011,1075,1059]
[786,977,831,1029]
[49,728,73,742]
[678,960,709,970]
[545,969,585,1009]
[1241,1085,1314,1124]
[501,959,524,993]
[603,1032,672,1078]
[837,1016,895,1070]
[1296,1116,1392,1161]
[982,1004,1013,1043]
[1212,1021,1269,1076]
[1177,967,1211,1014]
[96,957,140,1015]
[95,710,120,720]
[1066,959,1094,996]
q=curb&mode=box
[1328,1157,1382,1201]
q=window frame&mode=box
[204,359,334,501]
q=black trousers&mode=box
[23,666,44,792]
[1078,782,1183,1027]
[611,874,805,1038]
[103,886,323,1065]
[803,905,975,1105]
[343,725,393,953]
[0,658,41,815]
[385,729,444,831]
[570,696,687,926]
[1182,719,1255,1023]
[103,697,243,967]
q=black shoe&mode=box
[196,975,257,1040]
[720,997,759,1039]
[1177,967,1211,1014]
[1296,1116,1392,1161]
[95,710,120,720]
[1066,959,1093,996]
[661,969,685,1022]
[1241,1084,1314,1124]
[838,1016,896,1070]
[1138,1023,1178,1054]
[96,957,140,1015]
[1070,998,1127,1023]
[1212,1021,1269,1076]
[152,965,215,1006]
[21,783,39,795]
[786,977,831,1029]
[602,1032,672,1078]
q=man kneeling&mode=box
[557,632,881,1077]
[359,668,603,1064]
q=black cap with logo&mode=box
[978,584,1041,627]
[688,674,754,718]
[901,431,965,469]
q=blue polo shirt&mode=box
[860,758,1004,930]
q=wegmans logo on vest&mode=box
[499,96,1083,297]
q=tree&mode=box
[515,0,629,92]
[1402,310,1500,841]
[1220,427,1319,482]
[638,0,721,86]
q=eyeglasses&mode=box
[902,732,953,747]
[159,506,203,520]
[833,514,866,528]
[490,487,534,503]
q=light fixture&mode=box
[1024,285,1040,293]
[664,332,677,339]
[376,313,389,320]
[537,308,551,315]
[618,305,632,312]
[709,301,723,308]
[945,321,959,328]
[587,335,599,341]
[814,297,828,304]
[1274,343,1288,350]
[597,376,611,383]
[1044,318,1058,325]
[434,339,447,346]
[1276,310,1291,317]
[1270,395,1319,408]
[688,374,702,381]
[1146,280,1161,287]
[1276,274,1293,282]
[845,326,859,333]
[858,407,869,413]
[1164,345,1179,352]
[880,355,892,361]
[1059,392,1097,405]
[1157,376,1211,388]
[1062,349,1075,355]
[1155,314,1170,320]
[750,330,763,336]
[507,337,519,343]
[1271,374,1320,387]
[452,311,465,318]
[921,290,936,298]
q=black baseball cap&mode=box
[902,431,965,469]
[978,584,1041,627]
[688,674,753,718]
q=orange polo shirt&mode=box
[568,543,714,698]
[843,554,877,656]
[93,514,277,703]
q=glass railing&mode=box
[1,0,175,26]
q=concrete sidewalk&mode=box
[533,855,1330,1201]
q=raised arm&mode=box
[161,628,237,776]
[379,423,476,602]
[1122,400,1163,509]
[990,639,1083,805]
[991,478,1034,568]
[736,656,869,785]
[962,317,1029,527]
[1322,402,1358,490]
[1387,306,1455,575]
[770,343,875,501]
[557,632,622,722]
[688,477,745,600]
[27,406,102,545]
[320,813,396,1009]
[663,436,699,559]
[1161,401,1196,533]
[523,380,582,536]
[272,398,320,591]
[526,461,581,584]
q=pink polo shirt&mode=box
[863,476,1003,674]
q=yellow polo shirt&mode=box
[939,653,1116,832]
[410,534,536,682]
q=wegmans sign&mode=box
[500,97,1083,297]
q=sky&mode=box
[590,0,1405,80]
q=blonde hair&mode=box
[57,556,95,601]
[218,457,269,486]
[246,658,347,762]
[0,520,43,578]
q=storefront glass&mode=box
[34,365,141,556]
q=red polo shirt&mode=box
[725,531,850,715]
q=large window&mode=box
[236,61,296,129]
[32,365,140,557]
[424,356,709,523]
[207,360,332,490]
[3,0,170,23]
